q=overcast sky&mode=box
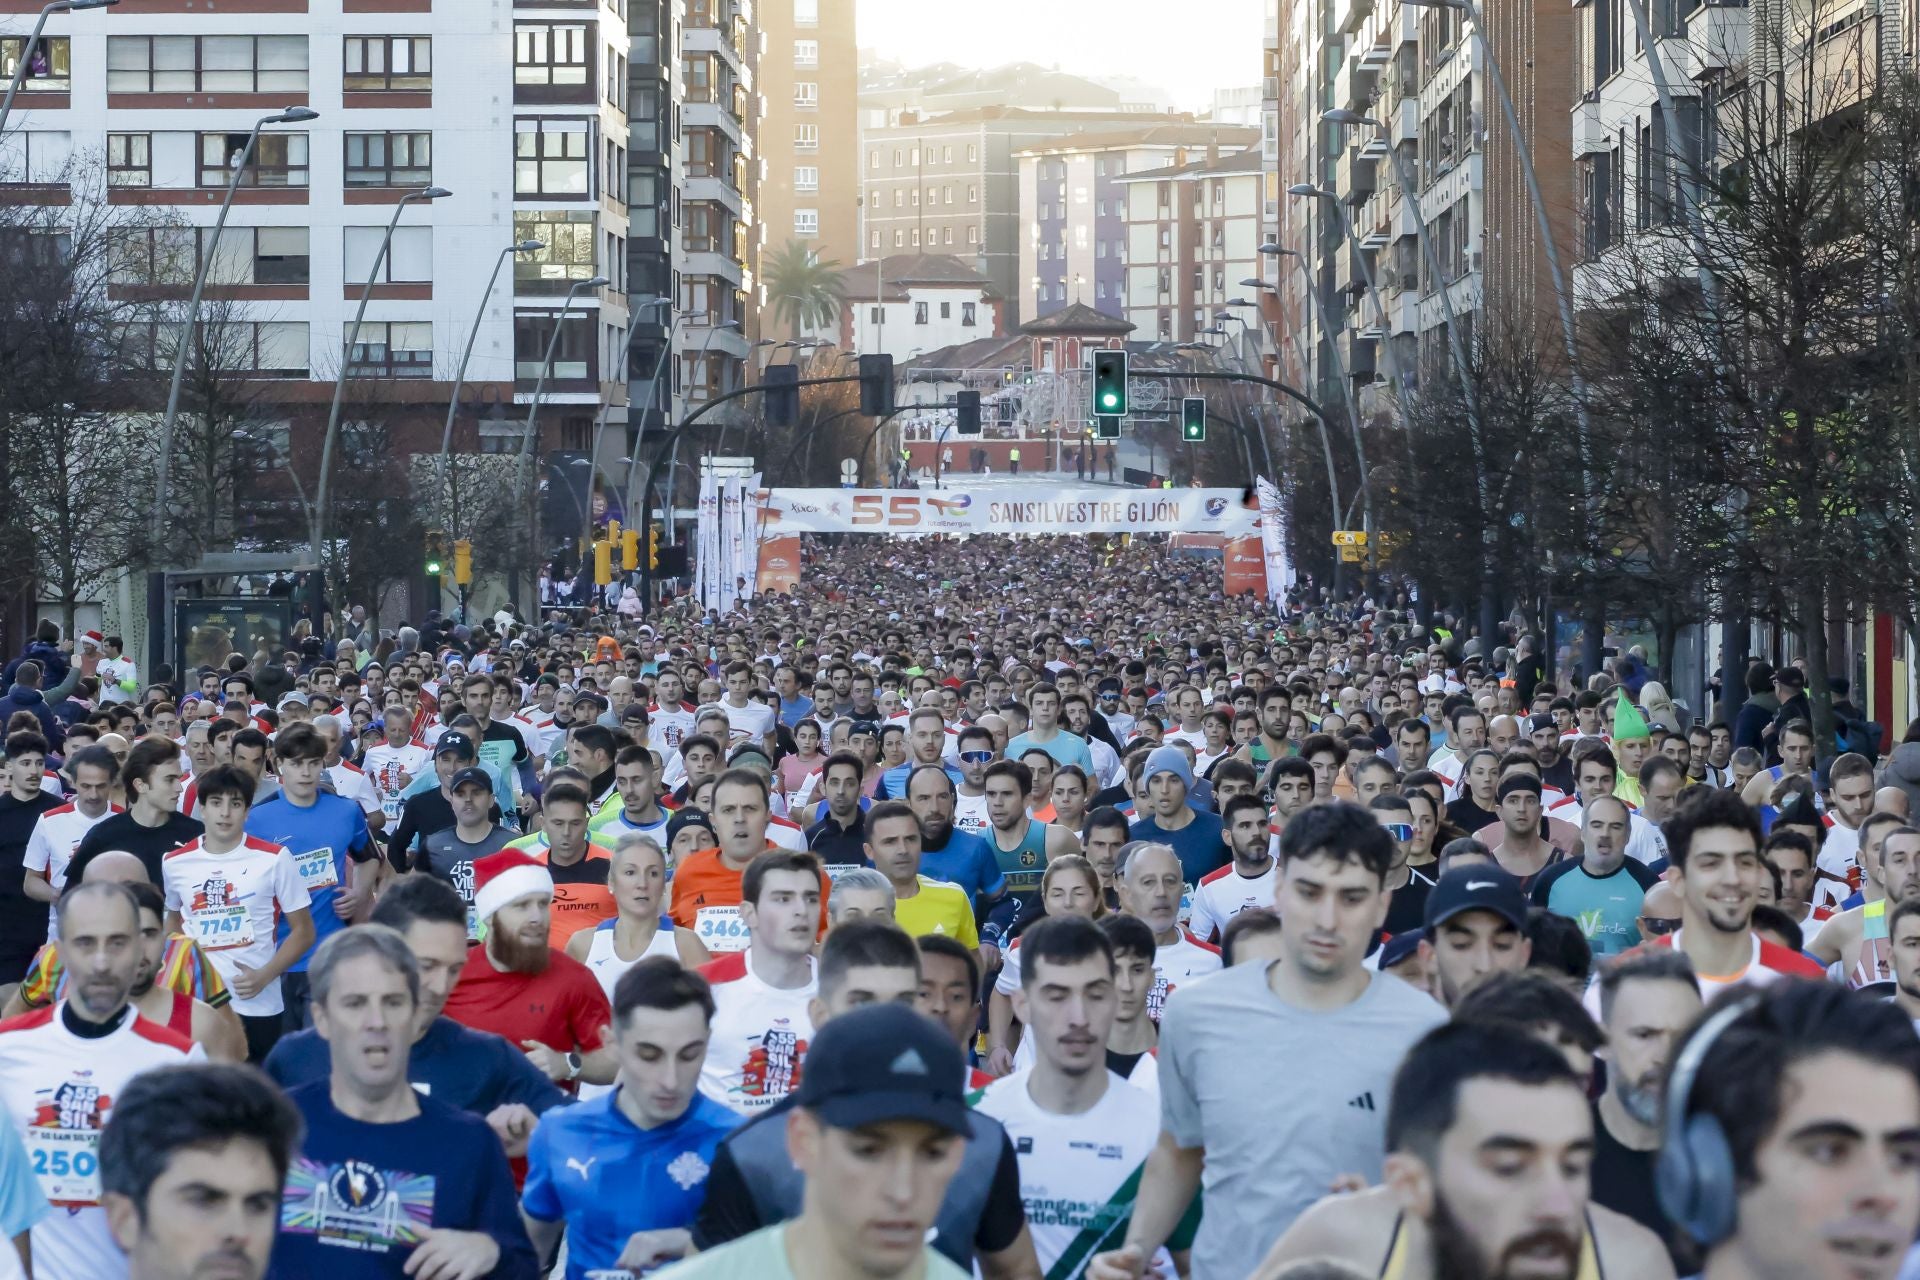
[856,0,1266,113]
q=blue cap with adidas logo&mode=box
[795,1003,970,1136]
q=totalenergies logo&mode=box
[925,495,972,517]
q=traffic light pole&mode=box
[637,373,862,617]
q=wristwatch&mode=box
[565,1050,583,1080]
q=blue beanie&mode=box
[1145,745,1194,790]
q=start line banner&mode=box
[760,486,1261,537]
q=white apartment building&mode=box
[0,0,634,472]
[1116,148,1266,344]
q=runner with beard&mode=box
[907,765,1006,912]
[1810,823,1920,986]
[1189,795,1277,944]
[0,883,202,1280]
[952,726,996,837]
[21,745,119,940]
[1249,1020,1674,1280]
[649,670,698,755]
[441,848,616,1091]
[1588,950,1701,1270]
[983,761,1080,948]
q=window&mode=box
[0,36,70,92]
[514,311,594,380]
[515,23,589,86]
[942,227,953,244]
[797,124,821,153]
[344,36,430,91]
[795,165,819,191]
[967,184,978,203]
[870,230,881,249]
[344,225,430,283]
[939,301,951,319]
[0,129,63,184]
[793,82,817,109]
[514,210,595,287]
[967,144,978,162]
[968,226,979,244]
[914,302,928,324]
[112,226,309,286]
[962,302,976,326]
[344,131,430,187]
[199,132,308,187]
[868,148,879,170]
[794,208,819,235]
[515,119,590,197]
[107,133,151,187]
[893,148,903,165]
[911,227,921,246]
[942,146,952,163]
[107,35,307,93]
[606,50,626,109]
[346,321,433,378]
[794,39,818,66]
[910,148,920,165]
[794,0,819,24]
[892,189,903,208]
[869,306,882,322]
[893,229,903,247]
[943,184,953,204]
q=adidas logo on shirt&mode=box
[1347,1092,1377,1111]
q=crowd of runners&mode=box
[0,530,1912,1279]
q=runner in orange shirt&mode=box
[668,768,830,954]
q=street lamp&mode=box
[0,0,115,137]
[313,184,451,591]
[151,105,319,555]
[1261,241,1374,537]
[664,319,741,522]
[516,273,611,500]
[575,294,671,542]
[437,238,547,533]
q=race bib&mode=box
[25,1126,101,1205]
[381,796,404,821]
[694,906,749,952]
[294,847,339,893]
[184,904,255,950]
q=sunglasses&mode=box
[1382,822,1414,843]
[1638,916,1680,936]
[958,750,995,764]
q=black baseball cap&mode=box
[1423,865,1527,933]
[795,1003,970,1136]
[448,766,493,793]
[434,731,477,761]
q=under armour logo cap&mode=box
[797,1003,969,1137]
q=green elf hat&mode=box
[1612,692,1651,742]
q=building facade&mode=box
[1017,124,1258,324]
[1116,149,1267,344]
[838,252,1002,360]
[677,0,757,408]
[755,0,857,286]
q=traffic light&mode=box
[452,539,472,586]
[593,538,612,586]
[1095,415,1122,440]
[621,528,639,571]
[955,390,981,435]
[1091,349,1128,416]
[859,353,895,417]
[423,529,445,577]
[648,526,661,571]
[765,364,800,427]
[1182,396,1207,442]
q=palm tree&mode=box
[764,239,846,340]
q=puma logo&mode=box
[566,1157,596,1179]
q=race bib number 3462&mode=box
[694,906,748,953]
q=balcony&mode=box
[1333,0,1373,37]
[1682,1,1747,76]
[1802,13,1876,123]
[684,22,743,72]
[1333,51,1377,112]
[1334,144,1376,205]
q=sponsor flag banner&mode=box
[719,477,745,615]
[696,471,720,610]
[1256,475,1293,609]
[759,486,1260,536]
[1223,535,1268,596]
[757,534,804,594]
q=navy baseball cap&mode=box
[434,731,477,761]
[795,1003,969,1136]
[1423,866,1527,933]
[447,766,493,793]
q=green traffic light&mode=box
[1101,392,1117,408]
[425,560,442,574]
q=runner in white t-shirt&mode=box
[1188,794,1276,946]
[972,915,1196,1279]
[1116,843,1222,1022]
[0,882,201,1280]
[362,718,431,826]
[159,765,313,1061]
[694,857,819,1114]
[22,746,120,940]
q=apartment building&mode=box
[0,0,636,464]
[838,252,1002,360]
[1116,148,1266,344]
[1015,123,1258,323]
[861,108,1189,324]
[678,0,757,407]
[626,0,684,441]
[756,0,857,280]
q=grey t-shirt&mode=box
[1159,959,1446,1280]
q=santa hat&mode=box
[472,848,553,923]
